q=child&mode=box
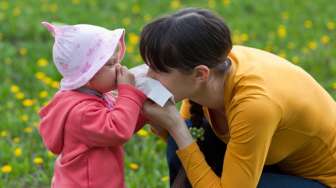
[39,22,147,188]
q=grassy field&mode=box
[0,0,335,187]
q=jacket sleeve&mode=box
[74,84,147,147]
[176,97,281,188]
[134,111,148,133]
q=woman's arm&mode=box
[144,98,281,188]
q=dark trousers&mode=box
[167,120,327,188]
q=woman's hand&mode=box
[143,100,182,131]
[143,100,194,149]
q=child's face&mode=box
[88,53,120,93]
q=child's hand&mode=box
[117,65,135,86]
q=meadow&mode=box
[0,0,335,187]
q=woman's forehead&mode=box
[149,67,187,79]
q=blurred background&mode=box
[0,0,335,187]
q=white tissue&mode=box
[129,64,174,107]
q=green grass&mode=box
[0,0,335,187]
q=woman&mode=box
[140,8,336,188]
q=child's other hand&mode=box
[117,65,135,86]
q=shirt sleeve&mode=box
[176,97,281,188]
[74,84,147,147]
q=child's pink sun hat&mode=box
[41,22,126,90]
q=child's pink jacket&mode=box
[39,84,147,188]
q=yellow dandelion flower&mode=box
[14,148,22,157]
[19,47,27,56]
[39,91,48,98]
[49,3,58,13]
[131,4,140,14]
[35,72,46,80]
[144,15,152,22]
[232,32,244,44]
[277,25,286,38]
[208,0,216,9]
[332,82,336,90]
[47,151,55,158]
[308,41,317,50]
[240,33,249,43]
[232,35,239,44]
[327,21,335,30]
[15,92,25,100]
[170,0,181,10]
[33,157,44,165]
[129,163,139,171]
[33,121,39,128]
[127,45,134,53]
[13,7,21,17]
[265,43,273,52]
[122,18,131,26]
[320,35,330,45]
[72,0,80,5]
[222,0,230,6]
[22,99,34,107]
[0,1,9,10]
[161,176,169,182]
[281,12,288,20]
[1,165,12,174]
[24,127,33,133]
[51,81,60,88]
[278,51,286,58]
[42,77,52,85]
[10,85,20,93]
[37,58,48,67]
[13,137,20,143]
[137,129,149,137]
[1,130,8,137]
[129,33,139,45]
[291,56,299,64]
[20,114,29,122]
[43,101,49,106]
[304,20,313,29]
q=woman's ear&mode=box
[193,65,210,82]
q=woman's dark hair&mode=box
[140,7,232,73]
[140,8,232,187]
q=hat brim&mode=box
[60,28,125,90]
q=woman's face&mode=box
[147,68,198,102]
